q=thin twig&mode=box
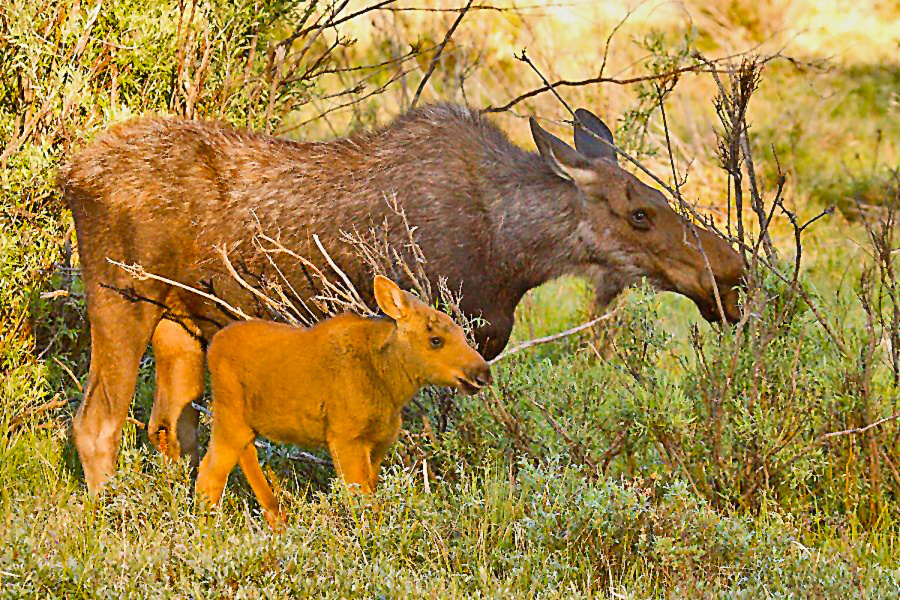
[6,396,67,436]
[312,234,367,308]
[489,309,620,364]
[531,398,599,472]
[482,48,781,114]
[107,258,253,320]
[282,0,393,46]
[819,415,899,442]
[410,0,475,108]
[215,244,299,324]
[53,357,83,392]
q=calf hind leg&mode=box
[195,366,255,508]
[195,425,255,509]
[148,318,205,470]
[238,444,285,528]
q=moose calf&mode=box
[195,276,491,525]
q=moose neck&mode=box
[489,149,596,292]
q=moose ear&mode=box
[529,117,595,186]
[573,108,618,165]
[374,275,412,320]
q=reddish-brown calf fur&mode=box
[195,276,491,526]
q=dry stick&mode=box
[283,0,394,45]
[107,258,253,320]
[597,6,634,82]
[275,0,319,52]
[706,58,747,256]
[486,388,539,459]
[489,310,620,365]
[6,396,67,435]
[256,230,373,316]
[877,446,900,491]
[818,414,899,442]
[655,84,727,325]
[410,0,475,109]
[215,244,300,324]
[483,47,778,114]
[531,398,599,471]
[53,357,83,392]
[281,63,418,133]
[312,234,368,309]
[254,239,319,327]
[740,132,778,263]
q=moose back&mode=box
[60,103,745,493]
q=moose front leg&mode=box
[74,288,163,494]
[473,312,514,361]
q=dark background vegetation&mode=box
[1,0,898,596]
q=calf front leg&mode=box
[328,439,375,494]
[238,443,285,528]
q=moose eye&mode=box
[429,336,444,349]
[631,209,650,228]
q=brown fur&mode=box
[59,103,745,493]
[195,276,491,526]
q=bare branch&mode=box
[819,414,899,442]
[482,49,781,114]
[107,258,253,320]
[410,0,475,108]
[489,310,620,365]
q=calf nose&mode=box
[472,364,493,387]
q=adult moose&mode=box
[60,104,745,493]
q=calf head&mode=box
[529,110,746,323]
[374,276,492,394]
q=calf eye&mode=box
[430,336,444,349]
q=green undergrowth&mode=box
[2,438,898,598]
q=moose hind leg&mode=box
[148,318,205,470]
[73,290,162,494]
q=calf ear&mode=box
[573,108,618,165]
[529,117,595,186]
[374,275,411,320]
